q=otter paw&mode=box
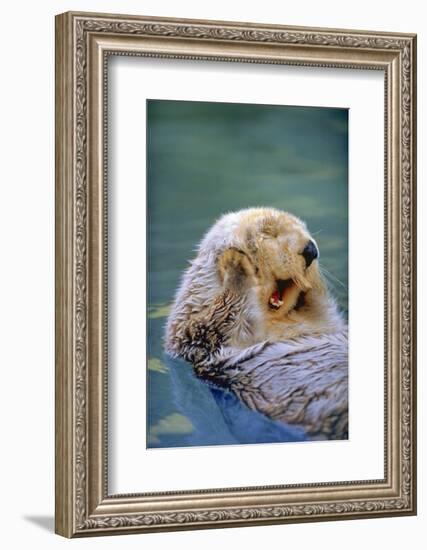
[218,248,256,290]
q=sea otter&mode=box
[165,208,348,440]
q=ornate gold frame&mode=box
[55,11,417,537]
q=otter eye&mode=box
[302,240,318,267]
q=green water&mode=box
[147,100,348,448]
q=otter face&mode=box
[219,208,324,319]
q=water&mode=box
[147,100,348,448]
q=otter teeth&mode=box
[269,295,283,309]
[269,298,283,309]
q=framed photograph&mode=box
[55,11,417,537]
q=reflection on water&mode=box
[147,100,348,448]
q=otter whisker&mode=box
[320,266,348,291]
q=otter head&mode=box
[202,207,325,319]
[197,206,341,346]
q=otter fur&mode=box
[165,207,348,440]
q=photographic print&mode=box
[147,99,348,448]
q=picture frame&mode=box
[55,11,417,537]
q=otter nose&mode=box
[302,240,318,268]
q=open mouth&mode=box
[269,279,296,310]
